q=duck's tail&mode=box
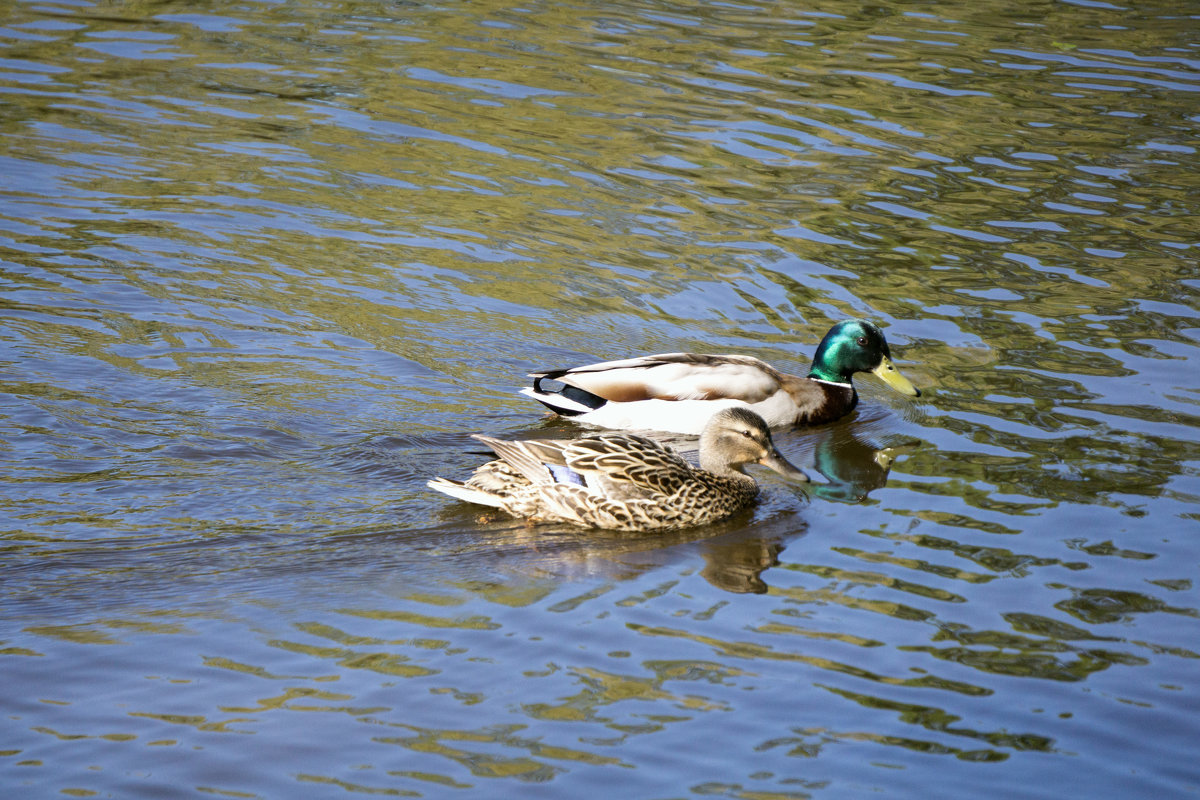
[519,379,605,417]
[426,478,505,508]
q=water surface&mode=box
[2,0,1199,797]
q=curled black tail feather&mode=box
[532,376,607,412]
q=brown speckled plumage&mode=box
[428,407,808,531]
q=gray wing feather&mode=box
[473,435,558,484]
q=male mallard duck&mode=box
[520,319,920,435]
[427,407,808,531]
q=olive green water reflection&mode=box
[2,0,1198,797]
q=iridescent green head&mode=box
[807,320,920,396]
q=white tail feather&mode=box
[426,478,505,508]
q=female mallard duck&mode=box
[520,319,920,435]
[427,407,808,531]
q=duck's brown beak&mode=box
[871,355,921,397]
[760,445,810,483]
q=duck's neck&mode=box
[699,457,755,484]
[807,360,853,384]
[806,374,853,389]
[788,377,857,427]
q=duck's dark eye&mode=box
[856,336,868,346]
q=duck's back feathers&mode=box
[532,353,785,403]
[560,432,696,497]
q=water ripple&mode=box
[2,0,1199,797]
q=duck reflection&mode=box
[697,524,792,594]
[801,424,912,504]
[582,517,804,595]
[432,509,805,596]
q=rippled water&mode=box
[3,0,1198,797]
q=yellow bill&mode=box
[871,356,921,397]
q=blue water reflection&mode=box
[2,0,1198,797]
